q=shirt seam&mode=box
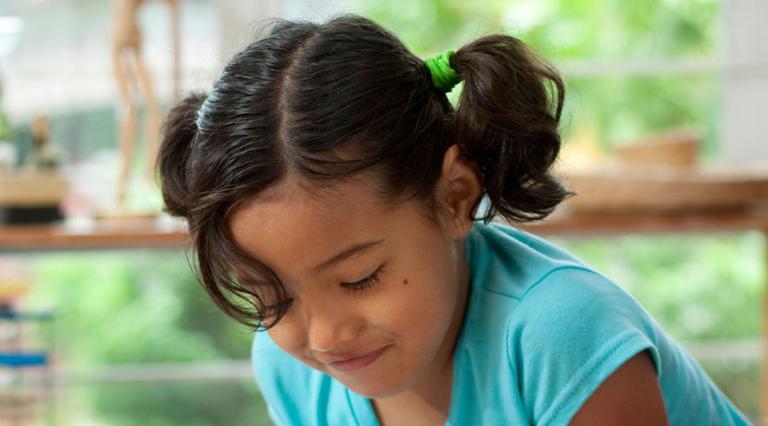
[485,265,596,302]
[519,265,598,300]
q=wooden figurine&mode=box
[111,0,180,205]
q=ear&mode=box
[436,144,483,239]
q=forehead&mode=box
[228,177,400,275]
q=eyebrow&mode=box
[313,239,384,272]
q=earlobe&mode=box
[439,145,483,239]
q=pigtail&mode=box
[157,92,208,218]
[452,35,573,223]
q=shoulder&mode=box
[511,265,657,333]
[505,265,663,425]
[456,224,665,425]
[466,222,659,339]
[466,221,589,299]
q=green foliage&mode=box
[343,0,720,157]
[88,380,269,426]
[345,0,718,59]
[564,74,720,155]
[0,112,11,141]
[25,251,271,425]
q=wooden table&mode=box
[1,208,767,420]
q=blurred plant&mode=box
[342,0,720,158]
[25,251,270,425]
[0,109,10,141]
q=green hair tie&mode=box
[425,50,461,92]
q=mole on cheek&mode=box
[403,279,409,285]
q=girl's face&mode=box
[229,150,478,399]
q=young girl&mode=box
[157,14,751,426]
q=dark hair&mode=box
[158,14,571,329]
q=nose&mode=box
[305,302,359,353]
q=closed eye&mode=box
[341,264,384,293]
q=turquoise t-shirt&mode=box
[251,222,751,425]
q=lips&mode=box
[325,346,390,372]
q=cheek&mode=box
[402,246,457,308]
[380,264,457,337]
[267,314,335,373]
[267,317,306,357]
[400,280,455,330]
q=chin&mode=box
[337,374,411,399]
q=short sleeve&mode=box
[506,267,662,425]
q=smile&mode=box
[327,345,390,372]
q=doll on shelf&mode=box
[111,0,179,206]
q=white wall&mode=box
[215,0,338,62]
[2,0,218,120]
[1,0,344,120]
[721,0,768,164]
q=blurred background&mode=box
[0,0,766,424]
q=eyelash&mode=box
[257,264,385,321]
[341,265,384,293]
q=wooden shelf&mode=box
[520,206,768,236]
[2,206,768,251]
[0,217,189,251]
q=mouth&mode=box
[326,345,391,372]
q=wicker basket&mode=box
[615,128,701,167]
